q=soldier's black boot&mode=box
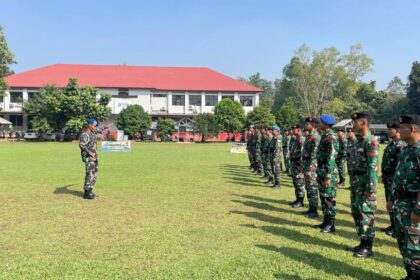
[345,239,362,252]
[353,238,373,258]
[320,218,336,233]
[271,183,280,189]
[312,214,327,228]
[291,197,304,208]
[288,198,298,206]
[265,179,273,185]
[83,188,95,200]
[305,207,319,219]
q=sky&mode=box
[1,0,419,90]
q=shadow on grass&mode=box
[247,225,401,268]
[274,272,318,280]
[232,206,398,248]
[53,184,83,197]
[257,245,394,280]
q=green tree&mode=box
[238,73,274,108]
[24,78,111,132]
[194,113,220,142]
[214,98,246,134]
[386,76,405,94]
[274,104,299,130]
[0,25,17,99]
[273,44,373,117]
[0,25,16,78]
[156,118,175,141]
[246,105,276,127]
[115,104,151,136]
[407,61,420,114]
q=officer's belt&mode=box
[397,191,417,200]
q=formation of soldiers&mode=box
[246,113,420,280]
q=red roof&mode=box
[4,64,262,92]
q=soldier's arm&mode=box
[366,139,379,193]
[325,136,337,179]
[79,133,90,152]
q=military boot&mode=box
[83,188,95,200]
[320,217,336,233]
[353,238,373,258]
[291,197,304,208]
[312,214,327,228]
[345,239,362,252]
[305,207,319,219]
[271,184,280,189]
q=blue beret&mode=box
[87,118,98,125]
[320,114,336,126]
[272,125,280,131]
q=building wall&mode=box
[0,87,259,130]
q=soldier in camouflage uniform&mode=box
[283,130,291,175]
[260,127,268,178]
[345,112,378,258]
[288,129,296,177]
[79,118,111,200]
[246,126,255,170]
[263,126,274,184]
[254,127,263,176]
[313,115,339,233]
[345,128,357,189]
[336,128,347,186]
[381,122,406,237]
[289,124,306,208]
[270,125,282,189]
[390,115,420,280]
[302,117,321,218]
[261,126,272,182]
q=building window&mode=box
[172,95,185,106]
[118,88,129,96]
[222,95,234,101]
[10,92,23,103]
[205,95,218,106]
[0,95,3,102]
[240,96,253,107]
[152,94,166,98]
[9,115,23,126]
[189,95,202,106]
[28,92,38,101]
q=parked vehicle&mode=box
[42,132,57,141]
[24,129,38,141]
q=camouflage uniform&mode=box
[254,132,263,174]
[336,137,347,184]
[302,130,321,209]
[288,135,296,176]
[283,134,291,174]
[79,129,100,191]
[349,132,378,241]
[382,137,405,228]
[317,129,339,220]
[392,141,420,276]
[263,134,273,179]
[270,135,282,186]
[290,135,306,200]
[246,132,255,170]
[346,136,357,181]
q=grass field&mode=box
[0,142,404,279]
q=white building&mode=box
[2,64,262,131]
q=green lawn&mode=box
[0,142,403,279]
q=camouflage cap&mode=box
[386,122,400,129]
[351,111,372,121]
[399,115,420,125]
[305,117,319,124]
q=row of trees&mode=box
[239,44,420,124]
